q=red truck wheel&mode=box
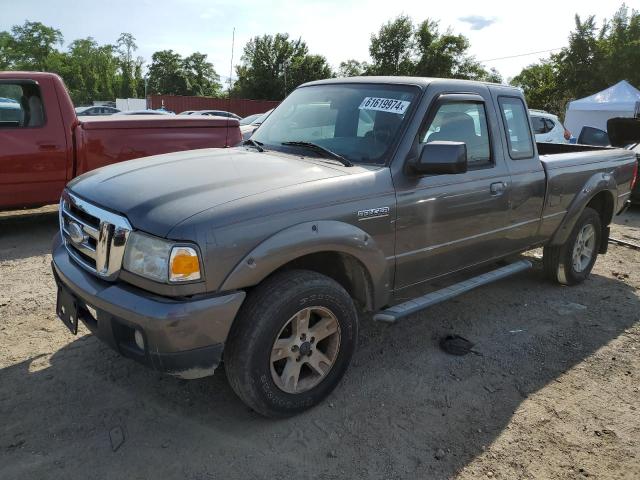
[543,207,602,285]
[224,269,358,417]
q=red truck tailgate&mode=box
[74,115,240,175]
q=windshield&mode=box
[251,84,418,164]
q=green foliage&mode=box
[117,32,141,98]
[0,31,12,70]
[365,16,500,82]
[4,21,63,71]
[368,15,415,75]
[511,62,566,115]
[59,38,120,105]
[182,52,222,97]
[147,50,222,97]
[512,4,640,117]
[0,21,221,104]
[147,50,189,95]
[233,33,332,100]
[337,59,368,77]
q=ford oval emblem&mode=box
[67,222,86,245]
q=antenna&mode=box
[226,27,235,147]
[229,27,235,98]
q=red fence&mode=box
[148,95,280,117]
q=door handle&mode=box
[38,144,59,151]
[490,182,507,195]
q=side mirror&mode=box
[412,141,468,175]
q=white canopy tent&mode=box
[565,80,640,137]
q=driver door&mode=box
[393,90,512,290]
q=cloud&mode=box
[458,15,498,30]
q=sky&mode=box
[2,0,638,83]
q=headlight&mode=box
[123,232,202,283]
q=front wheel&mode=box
[543,207,602,285]
[224,270,358,417]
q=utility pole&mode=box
[144,76,149,108]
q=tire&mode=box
[224,270,358,418]
[543,207,601,285]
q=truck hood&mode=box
[68,147,348,236]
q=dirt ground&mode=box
[1,205,639,480]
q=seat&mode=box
[428,112,484,164]
[27,95,44,127]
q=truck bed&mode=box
[538,143,636,240]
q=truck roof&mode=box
[302,76,519,92]
[0,71,65,81]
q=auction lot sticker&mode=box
[359,97,410,115]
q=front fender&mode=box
[549,172,616,246]
[219,220,391,308]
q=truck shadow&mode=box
[0,209,58,262]
[2,264,638,478]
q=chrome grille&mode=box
[59,191,132,280]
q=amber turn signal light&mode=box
[169,247,201,282]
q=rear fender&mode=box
[548,172,616,246]
[219,220,391,309]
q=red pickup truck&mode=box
[0,72,241,210]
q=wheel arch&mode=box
[219,220,392,311]
[549,172,616,246]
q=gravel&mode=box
[1,205,639,479]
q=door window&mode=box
[0,82,46,128]
[498,97,534,159]
[421,101,492,168]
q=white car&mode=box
[529,109,571,143]
[240,109,273,140]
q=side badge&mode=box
[357,207,390,220]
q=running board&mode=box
[373,260,533,323]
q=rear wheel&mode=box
[224,270,358,417]
[543,207,601,285]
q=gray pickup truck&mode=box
[52,77,637,417]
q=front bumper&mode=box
[52,233,246,379]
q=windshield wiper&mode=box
[243,138,265,152]
[281,141,353,167]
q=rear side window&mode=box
[0,82,46,128]
[421,101,492,168]
[578,126,610,146]
[499,97,534,159]
[531,116,546,134]
[544,118,555,131]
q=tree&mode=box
[553,14,605,99]
[511,4,640,117]
[233,33,332,100]
[368,15,415,75]
[147,50,190,95]
[146,50,222,97]
[61,38,119,104]
[0,20,222,102]
[338,59,367,77]
[117,33,138,98]
[5,21,63,71]
[134,56,145,97]
[365,16,498,81]
[511,62,565,114]
[182,52,222,96]
[0,31,12,70]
